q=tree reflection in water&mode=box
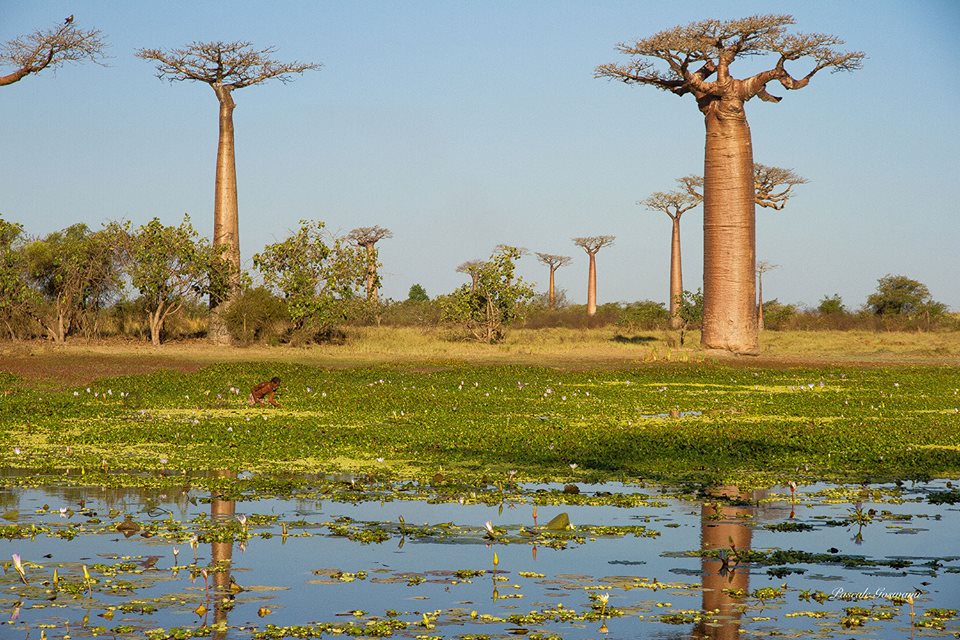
[693,485,754,640]
[209,471,236,639]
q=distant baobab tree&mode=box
[597,15,862,353]
[136,41,320,343]
[573,236,615,316]
[679,163,807,211]
[640,189,700,328]
[457,260,484,292]
[535,253,572,309]
[347,226,392,304]
[1,17,106,86]
[755,260,779,330]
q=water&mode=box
[0,478,957,638]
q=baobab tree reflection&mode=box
[694,486,754,640]
[209,472,237,640]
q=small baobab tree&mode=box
[457,260,484,293]
[573,236,615,316]
[136,41,320,343]
[535,253,572,309]
[679,163,807,211]
[347,226,392,304]
[755,260,779,330]
[598,15,862,353]
[640,188,700,328]
[1,16,106,87]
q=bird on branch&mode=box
[65,15,74,25]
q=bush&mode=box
[616,300,669,332]
[760,299,797,330]
[224,287,289,344]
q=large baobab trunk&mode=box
[669,217,683,329]
[209,85,240,344]
[701,101,757,353]
[586,253,597,316]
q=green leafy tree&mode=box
[676,289,704,346]
[442,246,534,343]
[407,284,429,302]
[23,223,123,342]
[122,215,219,346]
[818,294,846,315]
[253,220,365,340]
[0,216,35,339]
[867,275,946,318]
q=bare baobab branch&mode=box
[753,163,807,210]
[597,14,861,353]
[572,236,615,256]
[1,18,106,87]
[136,41,320,88]
[640,190,700,221]
[347,226,393,247]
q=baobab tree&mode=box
[755,260,779,330]
[136,41,320,343]
[679,163,807,210]
[640,189,700,328]
[347,226,392,304]
[1,17,106,87]
[573,236,615,316]
[535,253,572,309]
[597,15,862,353]
[456,260,484,293]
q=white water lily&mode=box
[11,553,27,584]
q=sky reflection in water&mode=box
[0,478,957,639]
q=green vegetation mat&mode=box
[1,363,958,490]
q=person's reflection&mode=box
[693,485,753,640]
[210,472,236,639]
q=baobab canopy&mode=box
[594,14,864,102]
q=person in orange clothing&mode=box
[248,376,282,407]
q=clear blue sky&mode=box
[2,1,958,310]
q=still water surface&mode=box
[0,477,957,638]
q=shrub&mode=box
[617,300,669,332]
[224,287,289,344]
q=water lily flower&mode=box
[11,553,27,584]
[569,463,578,470]
[13,447,20,455]
[376,457,385,463]
[492,551,499,567]
[484,521,497,539]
